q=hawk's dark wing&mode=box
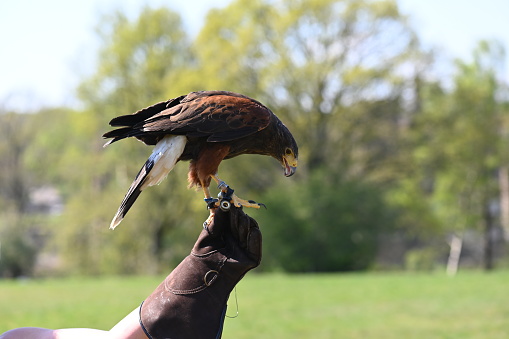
[103,91,272,146]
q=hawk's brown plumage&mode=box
[103,91,298,229]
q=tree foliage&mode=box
[406,40,509,269]
[259,170,394,272]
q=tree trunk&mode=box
[498,166,509,241]
[446,233,463,276]
[483,202,495,271]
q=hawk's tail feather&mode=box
[109,101,169,127]
[109,135,187,230]
[102,127,143,147]
[107,95,185,128]
[109,157,155,230]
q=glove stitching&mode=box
[164,255,227,295]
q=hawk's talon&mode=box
[231,194,265,209]
[253,202,267,209]
[248,201,266,209]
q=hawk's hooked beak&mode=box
[282,154,297,177]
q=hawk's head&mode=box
[275,121,298,177]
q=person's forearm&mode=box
[0,308,146,339]
[0,327,111,339]
[54,328,113,339]
[0,327,56,339]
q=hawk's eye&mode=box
[285,148,292,155]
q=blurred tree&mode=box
[259,170,394,272]
[409,40,508,271]
[0,110,39,277]
[0,213,38,278]
[0,111,34,214]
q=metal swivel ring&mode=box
[219,200,231,211]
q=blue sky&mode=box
[1,0,508,111]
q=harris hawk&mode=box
[103,90,299,229]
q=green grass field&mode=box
[1,271,508,338]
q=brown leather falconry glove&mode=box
[139,203,262,339]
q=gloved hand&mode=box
[139,204,262,339]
